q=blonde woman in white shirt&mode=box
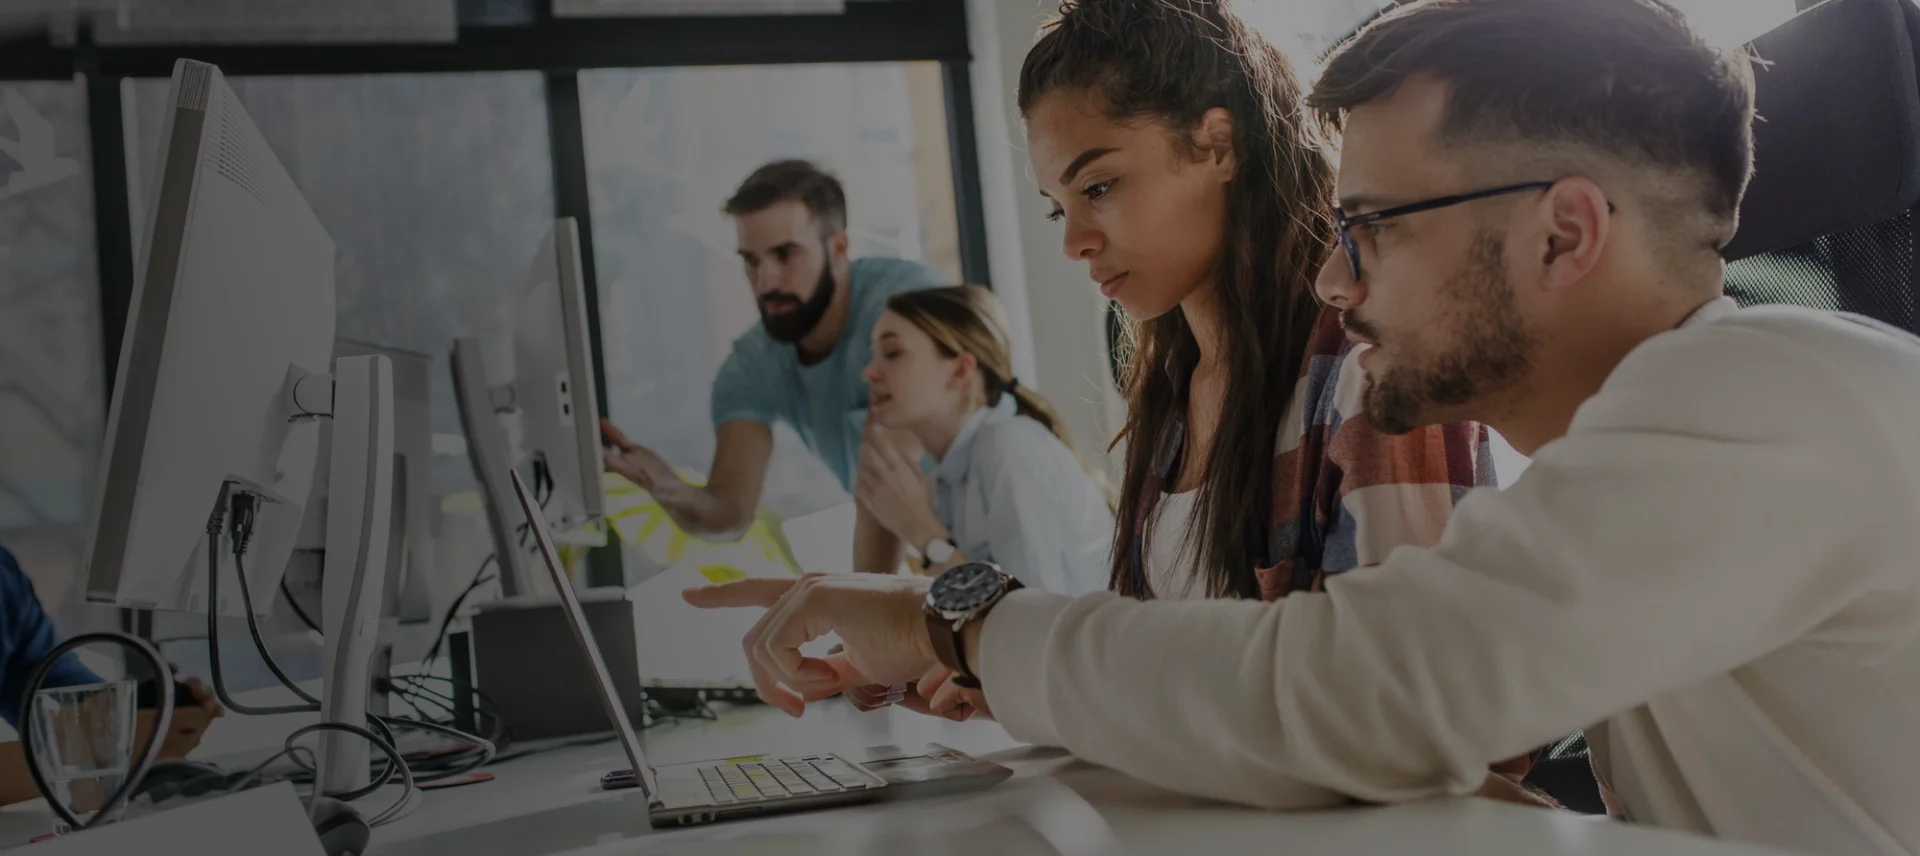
[850,285,1113,596]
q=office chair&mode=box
[1723,0,1920,330]
[1523,0,1920,815]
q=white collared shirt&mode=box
[930,405,1114,596]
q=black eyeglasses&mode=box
[1332,181,1556,281]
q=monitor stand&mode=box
[315,354,396,797]
[450,337,530,598]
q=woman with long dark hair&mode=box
[1019,0,1494,604]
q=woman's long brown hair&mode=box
[1018,0,1336,598]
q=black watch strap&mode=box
[924,574,1023,689]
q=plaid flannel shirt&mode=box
[1122,305,1498,601]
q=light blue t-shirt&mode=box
[709,257,948,490]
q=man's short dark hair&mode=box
[723,159,849,235]
[1310,0,1757,249]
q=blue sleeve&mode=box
[0,547,99,729]
[709,343,780,429]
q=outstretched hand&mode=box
[682,574,938,717]
[601,419,680,495]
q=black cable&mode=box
[282,720,399,803]
[282,721,416,824]
[227,492,319,705]
[371,716,496,783]
[483,732,616,765]
[280,573,321,635]
[18,633,173,831]
[233,549,320,706]
[391,675,498,714]
[205,485,320,717]
[155,491,493,823]
[402,681,506,745]
[390,675,506,744]
[224,746,302,795]
[420,553,495,677]
[530,454,554,509]
[395,690,440,724]
[394,687,459,726]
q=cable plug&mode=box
[229,491,262,557]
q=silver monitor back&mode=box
[84,58,335,616]
[449,217,604,597]
[283,339,435,625]
[511,216,605,537]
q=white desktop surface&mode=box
[358,700,1797,856]
[0,689,1800,856]
[0,698,1802,856]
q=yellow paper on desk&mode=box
[602,470,804,580]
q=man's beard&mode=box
[1361,232,1539,435]
[760,262,837,344]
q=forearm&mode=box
[963,399,1888,811]
[656,482,753,542]
[968,591,1355,810]
[853,504,907,574]
[0,710,189,807]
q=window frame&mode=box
[0,1,987,591]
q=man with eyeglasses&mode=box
[678,1,1920,853]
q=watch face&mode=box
[925,539,956,564]
[930,563,1003,612]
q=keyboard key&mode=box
[813,760,869,788]
[771,768,813,793]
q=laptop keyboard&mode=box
[698,756,874,804]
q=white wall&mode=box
[965,0,1129,480]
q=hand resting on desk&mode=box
[0,675,224,808]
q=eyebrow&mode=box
[1336,193,1387,213]
[738,241,802,258]
[1059,147,1120,185]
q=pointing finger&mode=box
[682,578,797,609]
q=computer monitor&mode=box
[82,58,396,797]
[451,216,606,597]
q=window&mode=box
[125,72,557,663]
[580,62,961,527]
[0,81,107,632]
[129,71,554,501]
[1240,0,1799,72]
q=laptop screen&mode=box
[508,468,658,798]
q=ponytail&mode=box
[887,286,1117,508]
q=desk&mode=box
[360,701,1802,856]
[0,699,1800,855]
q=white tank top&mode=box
[1143,490,1205,600]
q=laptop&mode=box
[506,468,1012,828]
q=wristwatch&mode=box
[919,537,957,570]
[922,561,1023,689]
